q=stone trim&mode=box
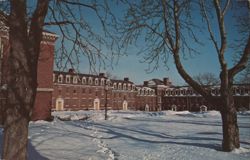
[37,88,54,92]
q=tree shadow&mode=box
[90,120,249,152]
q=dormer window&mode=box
[107,79,111,86]
[132,85,135,90]
[82,77,86,84]
[66,75,71,83]
[58,74,63,83]
[88,77,93,85]
[128,84,131,90]
[138,89,141,95]
[151,90,154,95]
[123,84,127,90]
[73,76,78,84]
[95,78,99,85]
[101,78,105,86]
[113,83,117,89]
[118,83,122,90]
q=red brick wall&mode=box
[37,43,54,88]
[32,91,52,121]
[31,42,55,120]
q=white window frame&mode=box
[101,78,105,86]
[95,78,99,85]
[88,77,93,85]
[58,74,63,83]
[66,75,71,83]
[123,84,127,90]
[73,76,78,84]
[82,77,86,84]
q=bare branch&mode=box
[213,0,227,68]
[44,20,72,26]
[229,37,250,78]
[200,0,220,54]
[222,0,231,16]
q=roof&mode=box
[53,71,106,79]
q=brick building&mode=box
[0,29,58,121]
[163,85,250,111]
[52,70,158,111]
[52,69,250,113]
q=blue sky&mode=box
[50,1,248,85]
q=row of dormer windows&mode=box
[165,87,249,96]
[53,74,109,86]
[112,83,135,91]
[137,88,155,96]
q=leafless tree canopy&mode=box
[0,0,122,73]
[193,72,219,86]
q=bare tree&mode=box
[120,0,250,151]
[0,0,120,159]
[193,72,219,86]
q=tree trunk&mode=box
[220,94,240,151]
[3,108,29,159]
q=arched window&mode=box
[138,89,141,95]
[123,84,127,90]
[95,78,99,85]
[128,84,131,90]
[118,83,122,90]
[66,75,71,83]
[113,83,117,89]
[82,77,86,84]
[88,77,93,85]
[58,74,63,83]
[101,78,105,86]
[73,76,78,84]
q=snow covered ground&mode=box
[0,110,250,160]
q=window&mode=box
[118,83,122,90]
[151,90,154,95]
[113,83,117,89]
[101,79,105,86]
[58,75,63,83]
[88,77,93,85]
[123,84,127,90]
[82,77,86,84]
[132,85,135,90]
[89,88,92,94]
[73,76,78,84]
[95,78,99,85]
[66,75,71,83]
[128,84,131,90]
[106,79,111,86]
[73,89,77,94]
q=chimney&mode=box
[99,73,105,77]
[124,77,129,81]
[144,81,148,86]
[68,68,75,74]
[163,77,170,86]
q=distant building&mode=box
[163,84,250,111]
